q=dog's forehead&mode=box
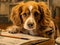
[28,6,33,11]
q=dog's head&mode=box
[10,1,51,31]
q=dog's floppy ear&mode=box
[38,2,52,26]
[10,2,24,26]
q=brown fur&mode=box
[7,1,59,40]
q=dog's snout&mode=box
[24,15,36,30]
[28,23,34,28]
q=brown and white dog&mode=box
[7,1,59,40]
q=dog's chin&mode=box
[23,26,36,31]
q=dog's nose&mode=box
[28,23,34,28]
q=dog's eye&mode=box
[23,13,27,17]
[34,12,39,17]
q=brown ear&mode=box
[10,2,24,26]
[38,2,52,26]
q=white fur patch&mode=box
[24,6,36,30]
[28,6,33,12]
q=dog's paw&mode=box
[6,25,20,34]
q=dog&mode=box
[7,1,59,40]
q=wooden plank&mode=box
[0,32,49,40]
[0,32,55,45]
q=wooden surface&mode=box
[0,32,55,45]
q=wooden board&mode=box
[0,32,55,45]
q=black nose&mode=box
[28,23,34,28]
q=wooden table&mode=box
[0,31,55,45]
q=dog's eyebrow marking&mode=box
[28,6,33,12]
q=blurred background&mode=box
[0,0,60,31]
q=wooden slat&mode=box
[0,31,55,45]
[0,32,49,40]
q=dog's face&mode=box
[19,2,51,31]
[21,5,41,30]
[10,1,52,32]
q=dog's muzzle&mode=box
[27,22,34,28]
[24,15,36,30]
